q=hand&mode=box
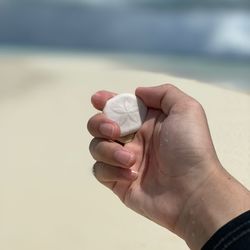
[88,84,219,238]
[87,84,250,249]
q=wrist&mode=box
[175,164,250,250]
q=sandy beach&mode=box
[0,52,249,250]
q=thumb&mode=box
[135,84,190,115]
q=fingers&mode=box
[93,162,138,182]
[91,90,116,111]
[88,91,120,139]
[135,84,192,115]
[87,113,120,139]
[89,138,136,168]
[89,91,138,185]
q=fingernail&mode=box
[99,123,114,137]
[114,150,134,166]
[130,170,138,180]
[122,169,138,181]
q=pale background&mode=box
[0,0,250,249]
[0,53,249,250]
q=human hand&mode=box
[87,84,250,249]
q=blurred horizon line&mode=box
[1,0,250,9]
[1,3,250,60]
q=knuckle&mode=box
[92,162,102,179]
[87,113,103,135]
[166,83,175,89]
[163,83,175,88]
[89,138,101,156]
[92,162,97,177]
[162,83,176,92]
[173,98,204,114]
[186,99,204,112]
[87,115,97,134]
[87,118,92,133]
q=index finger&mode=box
[91,90,116,111]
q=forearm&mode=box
[176,165,250,250]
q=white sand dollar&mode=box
[103,93,148,137]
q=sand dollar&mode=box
[103,93,148,137]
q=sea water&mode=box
[0,2,249,92]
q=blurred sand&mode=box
[0,52,249,250]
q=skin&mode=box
[87,84,250,249]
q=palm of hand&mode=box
[112,104,217,232]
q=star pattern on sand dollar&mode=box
[110,98,139,126]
